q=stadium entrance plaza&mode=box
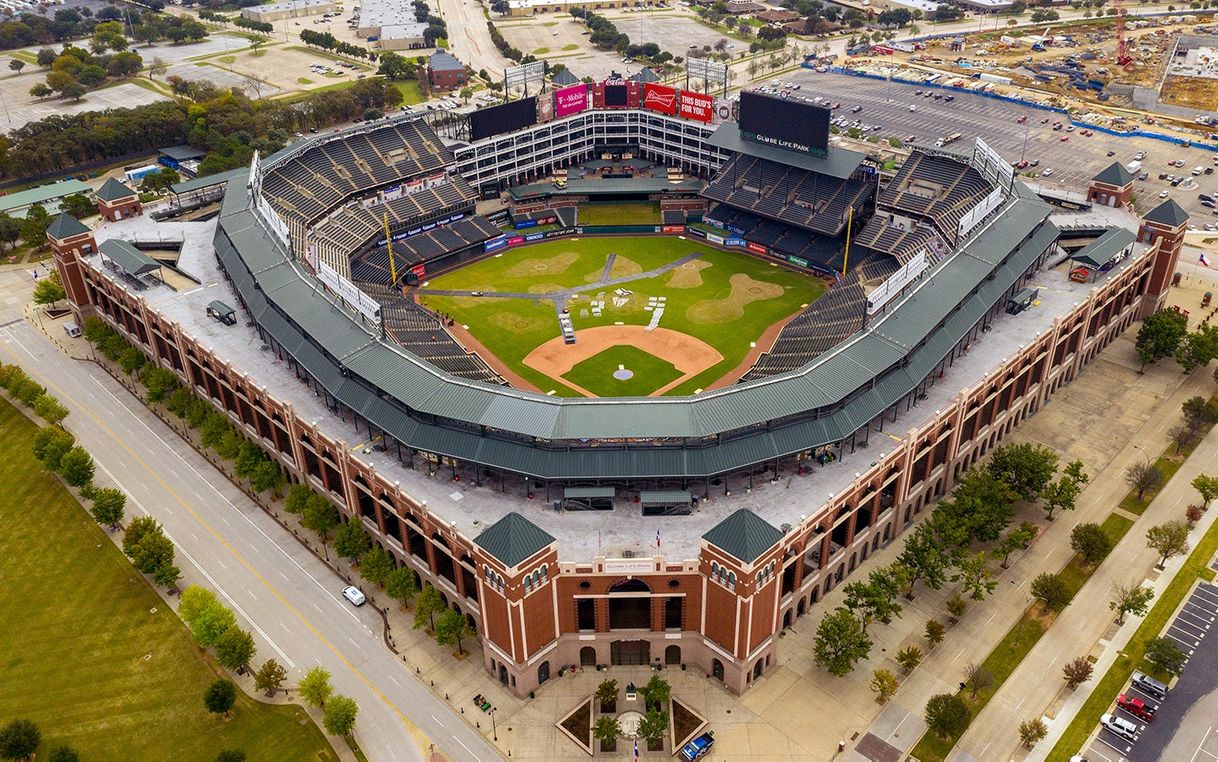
[73,210,1210,757]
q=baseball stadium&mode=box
[52,74,1182,697]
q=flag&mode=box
[634,739,640,759]
[1201,253,1212,268]
[656,529,661,549]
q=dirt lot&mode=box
[1161,73,1218,110]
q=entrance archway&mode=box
[580,646,597,667]
[711,658,724,681]
[610,640,650,666]
[664,645,681,665]
[538,661,550,685]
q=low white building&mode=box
[241,0,336,23]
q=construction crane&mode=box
[1113,0,1134,68]
[382,213,399,289]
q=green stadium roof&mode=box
[475,513,555,568]
[703,509,783,564]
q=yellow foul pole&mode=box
[841,206,853,277]
[383,213,398,286]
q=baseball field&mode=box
[417,237,825,397]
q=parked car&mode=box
[679,732,715,761]
[1131,671,1169,699]
[1101,713,1139,741]
[342,585,366,606]
[1017,115,1028,123]
[1042,168,1054,176]
[1117,693,1157,722]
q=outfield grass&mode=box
[0,398,336,761]
[419,237,823,396]
[578,202,661,226]
[563,346,683,397]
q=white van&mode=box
[64,322,82,338]
[342,585,366,606]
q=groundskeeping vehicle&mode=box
[679,731,715,761]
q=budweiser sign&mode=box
[643,83,678,115]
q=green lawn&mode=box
[911,510,1136,762]
[390,79,425,105]
[563,345,683,397]
[419,237,823,396]
[578,202,662,226]
[1048,512,1218,761]
[0,398,336,762]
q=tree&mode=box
[28,83,52,99]
[204,679,237,716]
[323,694,359,736]
[32,276,66,308]
[924,693,970,739]
[183,590,236,647]
[153,562,181,591]
[334,520,372,561]
[1042,460,1088,519]
[215,625,257,674]
[924,619,945,647]
[842,564,904,632]
[360,546,394,587]
[895,513,965,598]
[1192,474,1218,506]
[1145,636,1186,676]
[33,394,69,426]
[952,553,996,602]
[130,530,175,576]
[9,60,25,75]
[254,659,287,696]
[434,607,474,655]
[1135,308,1189,371]
[250,460,283,495]
[20,205,52,250]
[592,716,620,752]
[302,495,340,542]
[299,666,333,708]
[1126,461,1164,501]
[179,585,221,623]
[946,594,968,620]
[386,566,417,608]
[48,746,80,762]
[33,427,74,470]
[996,522,1038,568]
[88,488,121,530]
[640,675,671,712]
[965,663,992,698]
[148,57,168,80]
[1182,395,1218,430]
[1070,522,1112,566]
[1146,521,1190,569]
[123,515,160,557]
[871,668,899,703]
[1175,324,1218,373]
[58,446,95,487]
[1018,718,1047,749]
[1188,503,1204,527]
[896,645,922,673]
[412,585,445,631]
[595,679,618,713]
[0,719,40,761]
[459,86,473,104]
[285,483,312,514]
[1030,572,1070,612]
[1110,583,1155,625]
[813,607,873,676]
[638,708,668,750]
[1062,656,1093,689]
[988,442,1058,502]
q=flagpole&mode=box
[841,206,852,277]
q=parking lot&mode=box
[788,71,1218,226]
[1078,582,1218,762]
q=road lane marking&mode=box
[1,340,438,760]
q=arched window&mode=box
[710,561,719,577]
[727,572,736,589]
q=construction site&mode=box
[849,12,1218,138]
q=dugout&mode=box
[563,486,616,511]
[640,490,693,516]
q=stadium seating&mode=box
[878,152,994,243]
[348,216,502,284]
[355,282,505,385]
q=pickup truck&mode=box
[1117,693,1157,722]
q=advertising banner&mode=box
[410,263,426,279]
[725,236,746,247]
[713,97,736,124]
[536,92,555,123]
[525,232,545,242]
[788,255,809,268]
[554,84,589,118]
[544,227,575,239]
[706,232,724,245]
[484,235,507,253]
[515,218,538,230]
[661,224,685,234]
[507,235,525,246]
[747,242,767,255]
[726,224,746,236]
[643,83,678,115]
[678,90,714,123]
[686,227,707,239]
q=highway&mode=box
[0,268,498,762]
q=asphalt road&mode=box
[785,70,1218,226]
[0,271,499,762]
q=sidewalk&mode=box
[958,421,1218,761]
[843,331,1213,762]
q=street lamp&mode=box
[489,707,498,741]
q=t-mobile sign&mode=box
[554,84,589,117]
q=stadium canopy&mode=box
[563,486,615,510]
[708,122,865,180]
[1070,227,1135,269]
[99,239,161,278]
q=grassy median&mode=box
[0,397,336,761]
